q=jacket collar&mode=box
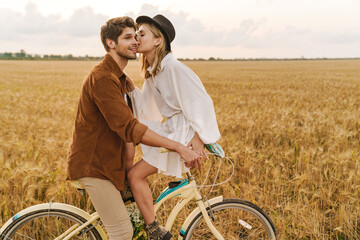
[102,53,125,79]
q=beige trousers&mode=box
[79,177,133,240]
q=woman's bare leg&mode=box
[127,159,158,225]
[123,142,135,173]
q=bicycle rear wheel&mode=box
[183,198,276,240]
[0,208,102,240]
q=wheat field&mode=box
[0,59,359,239]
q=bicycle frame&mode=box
[1,175,226,240]
[1,145,274,240]
[153,173,225,240]
[55,211,103,240]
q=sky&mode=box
[1,0,360,59]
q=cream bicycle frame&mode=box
[65,176,225,240]
[153,173,225,240]
[58,174,225,240]
[55,211,104,240]
[0,176,225,240]
[1,145,275,239]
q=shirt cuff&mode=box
[132,122,148,146]
[128,87,139,97]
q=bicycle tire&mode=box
[183,198,277,240]
[0,208,103,240]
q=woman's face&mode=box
[136,24,161,54]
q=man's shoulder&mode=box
[80,67,118,96]
[86,64,119,85]
[91,64,114,79]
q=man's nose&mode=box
[133,37,139,46]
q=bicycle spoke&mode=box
[185,201,276,240]
[2,211,100,240]
[14,232,35,240]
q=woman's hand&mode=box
[140,128,202,170]
[187,132,207,169]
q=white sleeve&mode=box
[128,80,162,122]
[166,62,221,144]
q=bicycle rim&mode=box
[184,199,277,240]
[1,209,102,240]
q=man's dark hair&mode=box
[101,16,136,52]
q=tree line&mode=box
[0,50,102,60]
[1,50,358,61]
[0,51,234,61]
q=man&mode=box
[67,16,201,240]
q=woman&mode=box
[126,14,220,240]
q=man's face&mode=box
[113,27,138,60]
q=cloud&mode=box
[324,32,360,44]
[1,2,359,58]
[238,25,312,49]
[0,2,108,41]
[125,4,302,48]
[17,3,61,35]
[0,2,108,55]
[126,4,230,46]
[62,7,108,37]
[128,3,360,53]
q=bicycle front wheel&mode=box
[0,208,102,240]
[183,198,276,240]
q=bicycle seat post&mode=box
[186,171,194,181]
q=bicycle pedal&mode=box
[123,197,135,205]
[168,181,181,189]
[164,231,172,240]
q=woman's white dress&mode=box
[129,53,220,178]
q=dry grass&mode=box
[0,59,359,239]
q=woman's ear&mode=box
[154,37,162,47]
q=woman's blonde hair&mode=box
[139,23,170,79]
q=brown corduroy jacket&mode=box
[67,54,148,191]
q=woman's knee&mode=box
[127,160,157,185]
[126,167,138,185]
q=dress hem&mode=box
[142,156,186,179]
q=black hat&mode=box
[136,14,175,51]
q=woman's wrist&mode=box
[172,142,182,153]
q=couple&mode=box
[67,14,220,240]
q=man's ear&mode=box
[106,39,115,49]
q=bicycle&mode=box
[0,143,277,239]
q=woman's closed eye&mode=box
[136,30,145,37]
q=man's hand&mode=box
[140,128,202,170]
[177,144,202,171]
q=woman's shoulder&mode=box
[164,54,190,73]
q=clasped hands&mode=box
[183,132,207,171]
